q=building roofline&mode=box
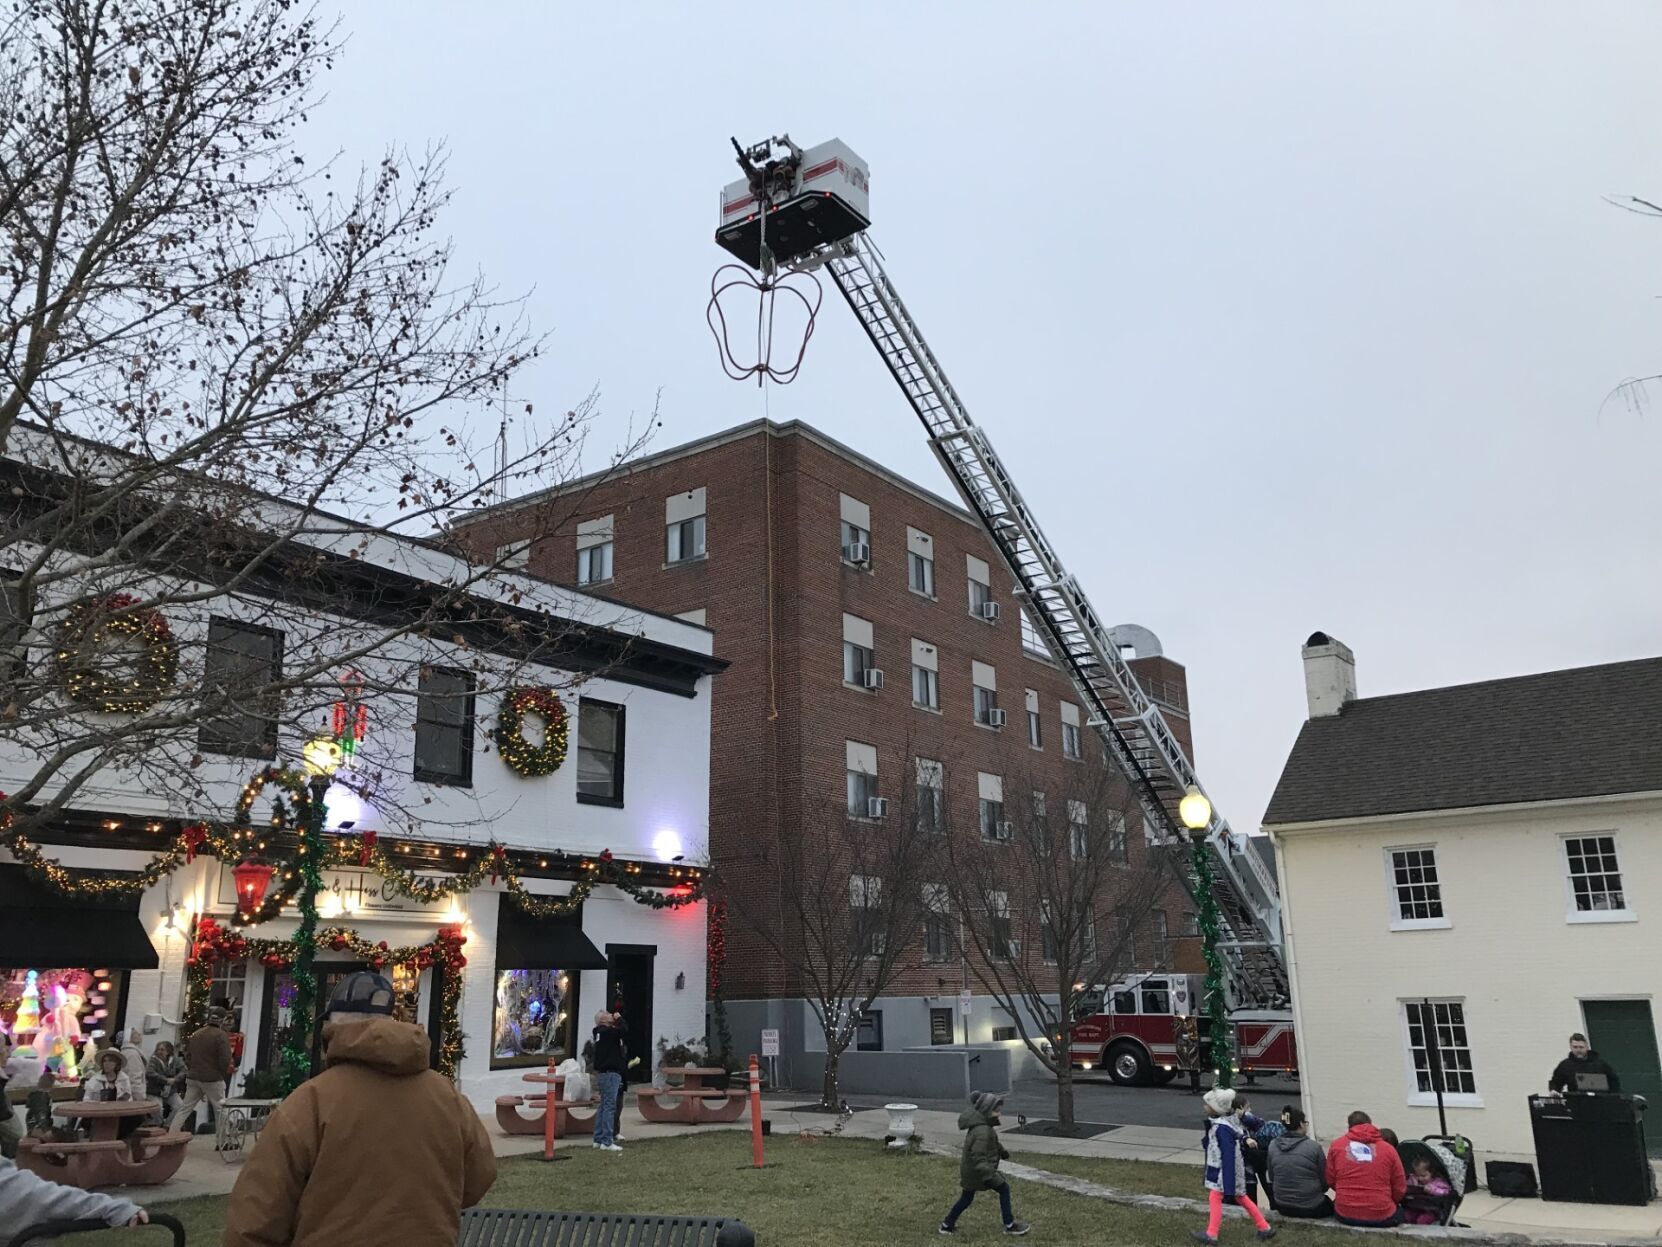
[460,417,986,530]
[1264,785,1662,834]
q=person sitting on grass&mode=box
[1266,1108,1332,1219]
[0,1153,149,1239]
[938,1091,1030,1237]
[1193,1086,1275,1244]
[1325,1110,1405,1228]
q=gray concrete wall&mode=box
[798,1045,1013,1101]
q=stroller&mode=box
[7,1212,184,1247]
[1398,1139,1466,1227]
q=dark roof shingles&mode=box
[1263,657,1662,825]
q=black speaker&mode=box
[1529,1094,1653,1206]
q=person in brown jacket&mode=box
[170,1009,232,1135]
[222,971,495,1247]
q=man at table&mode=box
[1550,1033,1622,1094]
[171,1009,232,1136]
[222,971,494,1247]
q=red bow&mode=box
[182,823,208,863]
[599,848,614,865]
[489,845,507,885]
[358,829,377,867]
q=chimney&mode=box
[1301,632,1356,718]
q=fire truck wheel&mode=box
[1107,1042,1153,1087]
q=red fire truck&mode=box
[1067,973,1298,1086]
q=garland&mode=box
[54,593,179,714]
[185,917,468,1078]
[493,686,568,778]
[707,899,734,1061]
[1190,840,1234,1087]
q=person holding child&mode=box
[1194,1086,1276,1244]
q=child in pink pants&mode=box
[1195,1086,1276,1244]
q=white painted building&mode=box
[0,433,722,1107]
[1265,634,1662,1162]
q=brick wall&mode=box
[454,421,1200,1000]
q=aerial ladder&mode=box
[714,137,1288,1011]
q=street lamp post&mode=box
[283,740,339,1090]
[1180,785,1232,1091]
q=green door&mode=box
[1582,1000,1662,1157]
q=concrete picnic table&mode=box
[17,1097,192,1187]
[495,1070,599,1137]
[637,1067,748,1126]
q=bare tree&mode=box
[937,761,1178,1129]
[726,779,935,1111]
[0,0,657,838]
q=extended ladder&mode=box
[821,233,1289,1010]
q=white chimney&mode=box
[1301,632,1356,718]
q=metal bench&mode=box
[458,1209,755,1245]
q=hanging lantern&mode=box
[232,858,276,914]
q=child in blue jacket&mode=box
[1195,1087,1276,1244]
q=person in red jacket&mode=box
[1325,1110,1406,1227]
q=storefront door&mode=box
[1582,1000,1662,1157]
[606,945,654,1080]
[258,964,369,1076]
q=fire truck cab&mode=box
[1067,972,1298,1087]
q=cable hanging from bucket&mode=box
[706,263,822,386]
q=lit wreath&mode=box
[54,592,179,714]
[494,686,569,778]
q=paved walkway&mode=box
[123,1099,1662,1243]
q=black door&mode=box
[257,963,369,1076]
[606,945,655,1081]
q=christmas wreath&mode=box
[54,592,179,713]
[494,686,569,777]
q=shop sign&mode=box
[214,867,453,916]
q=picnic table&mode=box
[16,1098,191,1187]
[637,1067,748,1126]
[495,1071,599,1138]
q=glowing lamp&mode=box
[302,735,343,778]
[233,858,277,913]
[652,829,684,862]
[1179,786,1213,834]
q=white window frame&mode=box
[1384,845,1451,931]
[1400,998,1483,1109]
[916,758,945,836]
[845,740,879,818]
[576,542,613,585]
[1068,800,1089,859]
[966,554,993,618]
[908,552,935,598]
[1106,811,1128,865]
[1561,832,1636,924]
[666,515,706,563]
[496,541,529,570]
[912,664,939,711]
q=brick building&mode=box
[455,418,1200,1082]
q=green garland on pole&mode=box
[1190,841,1234,1089]
[280,778,328,1092]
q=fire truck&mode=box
[1067,973,1298,1086]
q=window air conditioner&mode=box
[844,542,871,565]
[986,708,1008,728]
[863,668,885,690]
[996,820,1014,840]
[980,601,1001,621]
[867,796,889,819]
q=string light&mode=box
[54,593,179,714]
[494,686,570,778]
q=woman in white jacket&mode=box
[79,1049,133,1101]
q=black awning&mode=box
[0,867,158,969]
[495,901,607,971]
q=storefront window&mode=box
[492,969,575,1068]
[0,967,128,1084]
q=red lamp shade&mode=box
[233,858,276,914]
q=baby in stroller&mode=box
[1397,1139,1463,1226]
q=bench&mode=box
[635,1086,749,1126]
[18,1138,130,1155]
[16,1130,191,1187]
[458,1208,754,1246]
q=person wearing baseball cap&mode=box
[222,971,495,1247]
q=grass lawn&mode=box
[65,1133,1368,1246]
[1001,1148,1201,1201]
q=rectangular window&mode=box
[1032,790,1050,854]
[850,874,885,959]
[972,660,998,726]
[908,553,935,595]
[575,515,614,585]
[840,494,871,563]
[1068,800,1089,859]
[987,892,1013,960]
[978,772,1006,840]
[1061,702,1083,759]
[1151,910,1169,966]
[916,758,945,835]
[199,618,282,758]
[966,554,993,617]
[1020,608,1051,659]
[496,541,529,570]
[909,638,938,710]
[1025,688,1042,748]
[992,1023,1018,1042]
[1403,999,1479,1103]
[1083,914,1097,966]
[856,1010,884,1051]
[1387,846,1447,928]
[665,487,707,563]
[843,613,875,686]
[413,666,475,786]
[490,966,577,1070]
[1041,904,1058,963]
[1563,834,1629,919]
[846,740,878,817]
[576,699,625,805]
[923,882,951,961]
[1106,812,1128,864]
[930,1007,955,1045]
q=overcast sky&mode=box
[315,2,1662,833]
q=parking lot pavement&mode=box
[882,1073,1303,1132]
